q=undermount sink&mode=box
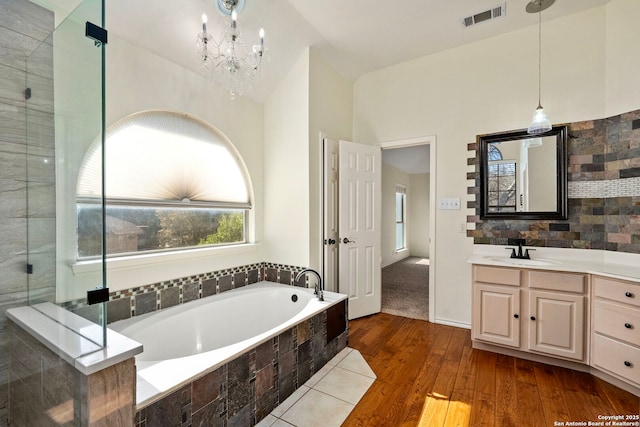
[484,256,557,266]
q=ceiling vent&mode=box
[462,3,506,28]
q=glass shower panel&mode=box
[26,0,106,346]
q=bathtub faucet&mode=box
[295,269,324,301]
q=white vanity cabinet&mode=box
[527,270,586,361]
[472,266,521,348]
[591,275,640,388]
[472,265,588,363]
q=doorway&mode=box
[321,136,436,322]
[380,138,435,322]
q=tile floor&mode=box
[256,347,376,427]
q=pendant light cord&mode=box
[537,6,542,109]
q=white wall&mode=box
[263,49,310,267]
[353,6,614,326]
[605,0,640,116]
[263,47,353,271]
[409,173,430,258]
[381,162,410,267]
[309,48,353,271]
[57,33,265,301]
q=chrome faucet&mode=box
[295,268,324,301]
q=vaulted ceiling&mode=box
[37,0,612,103]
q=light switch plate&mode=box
[438,197,461,210]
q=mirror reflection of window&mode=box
[487,145,517,213]
[479,126,567,220]
[487,138,556,214]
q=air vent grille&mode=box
[462,3,506,27]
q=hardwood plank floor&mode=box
[343,313,640,427]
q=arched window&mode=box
[76,111,252,259]
[488,144,503,161]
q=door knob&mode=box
[513,314,519,319]
[342,237,356,244]
[530,316,536,321]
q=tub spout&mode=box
[295,268,324,301]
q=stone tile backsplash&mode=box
[62,262,309,323]
[467,108,640,253]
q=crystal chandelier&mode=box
[197,0,265,99]
[526,0,554,134]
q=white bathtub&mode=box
[109,281,347,407]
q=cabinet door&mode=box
[528,290,584,361]
[473,284,520,348]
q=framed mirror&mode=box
[478,125,568,220]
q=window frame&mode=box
[75,110,254,260]
[395,184,407,251]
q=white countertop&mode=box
[6,302,143,375]
[468,245,640,284]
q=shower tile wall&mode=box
[0,0,54,422]
[467,109,640,252]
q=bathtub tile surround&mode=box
[134,302,349,427]
[60,262,308,323]
[468,108,640,252]
[259,348,376,427]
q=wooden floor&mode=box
[342,313,639,427]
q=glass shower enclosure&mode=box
[25,0,107,343]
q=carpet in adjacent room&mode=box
[381,256,429,321]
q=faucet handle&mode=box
[505,247,517,258]
[524,248,535,259]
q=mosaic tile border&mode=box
[568,176,640,198]
[61,261,309,323]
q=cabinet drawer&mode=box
[474,265,520,287]
[593,276,640,308]
[594,300,640,347]
[592,334,640,386]
[528,270,585,293]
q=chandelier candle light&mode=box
[197,0,265,99]
[526,0,554,134]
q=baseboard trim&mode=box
[434,318,471,330]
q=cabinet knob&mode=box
[624,323,632,329]
[513,314,519,319]
[530,316,536,321]
[625,291,634,298]
[624,361,632,367]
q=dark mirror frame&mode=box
[478,125,568,220]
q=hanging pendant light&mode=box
[526,0,554,134]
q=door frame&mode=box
[379,136,436,323]
[320,134,339,292]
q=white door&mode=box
[323,137,339,292]
[339,140,381,319]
